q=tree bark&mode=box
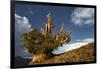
[29,53,54,64]
[29,54,47,64]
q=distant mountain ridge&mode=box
[14,56,31,67]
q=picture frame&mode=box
[11,1,96,68]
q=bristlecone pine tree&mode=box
[21,12,71,64]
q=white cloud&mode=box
[52,38,94,54]
[71,8,94,26]
[77,38,94,43]
[15,13,32,34]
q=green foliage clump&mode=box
[21,29,61,56]
[21,28,71,57]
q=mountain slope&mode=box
[30,43,95,64]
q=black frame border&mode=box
[11,1,97,68]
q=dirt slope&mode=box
[30,43,95,64]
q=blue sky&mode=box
[15,3,95,57]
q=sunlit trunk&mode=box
[29,54,47,64]
[29,52,54,64]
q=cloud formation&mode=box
[15,13,32,34]
[71,8,94,26]
[52,38,94,54]
[76,38,94,43]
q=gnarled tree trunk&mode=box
[29,52,54,64]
